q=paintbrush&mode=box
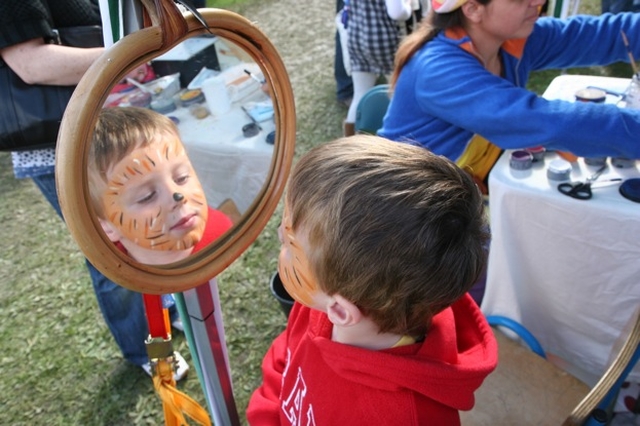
[621,30,639,76]
[244,69,266,85]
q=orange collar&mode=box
[444,27,527,60]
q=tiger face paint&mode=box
[102,135,208,251]
[277,202,322,308]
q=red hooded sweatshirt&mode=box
[247,293,497,425]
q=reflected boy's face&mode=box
[102,134,208,251]
[278,202,322,308]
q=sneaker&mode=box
[171,318,184,332]
[141,351,189,382]
[338,97,353,108]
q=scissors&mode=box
[557,165,607,200]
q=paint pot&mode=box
[584,156,608,167]
[525,146,546,162]
[180,89,205,107]
[270,272,294,318]
[266,130,276,145]
[150,97,176,114]
[128,91,152,108]
[575,88,606,103]
[611,157,636,169]
[189,104,209,119]
[242,122,260,138]
[510,150,533,170]
[620,178,640,203]
[547,158,572,181]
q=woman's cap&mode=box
[432,0,468,13]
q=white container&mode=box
[624,74,640,109]
[201,76,231,115]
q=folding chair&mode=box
[354,84,391,135]
[461,310,640,425]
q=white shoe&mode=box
[141,351,189,382]
[171,318,184,332]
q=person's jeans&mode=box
[602,0,640,13]
[32,172,150,366]
[335,0,353,102]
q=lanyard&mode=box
[143,293,170,340]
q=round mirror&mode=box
[56,7,295,294]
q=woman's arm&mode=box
[385,0,413,21]
[0,38,103,86]
[530,14,640,71]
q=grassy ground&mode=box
[0,0,630,424]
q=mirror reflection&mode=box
[91,35,275,266]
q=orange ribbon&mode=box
[151,359,211,426]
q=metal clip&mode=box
[145,335,174,361]
[50,29,62,45]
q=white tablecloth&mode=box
[481,75,640,386]
[172,85,274,215]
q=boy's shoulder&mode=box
[192,207,233,251]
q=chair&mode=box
[460,310,640,425]
[217,198,242,225]
[354,84,391,135]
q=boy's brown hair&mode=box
[286,135,488,336]
[88,106,181,218]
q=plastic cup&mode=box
[201,76,231,115]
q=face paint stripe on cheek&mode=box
[141,159,154,172]
[125,166,142,176]
[150,238,171,249]
[293,257,313,291]
[145,154,156,167]
[292,267,305,289]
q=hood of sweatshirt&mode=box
[307,293,498,411]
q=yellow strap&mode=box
[392,334,416,348]
[162,307,171,338]
[152,359,212,426]
[456,134,502,185]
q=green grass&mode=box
[0,0,633,424]
[0,1,340,424]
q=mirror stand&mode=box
[57,2,295,424]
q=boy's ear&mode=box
[98,218,122,243]
[326,294,363,327]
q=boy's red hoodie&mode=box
[247,293,497,425]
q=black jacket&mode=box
[0,0,100,50]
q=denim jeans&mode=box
[335,0,353,102]
[32,172,150,366]
[602,0,640,13]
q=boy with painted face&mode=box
[88,107,233,380]
[89,107,231,266]
[247,135,498,425]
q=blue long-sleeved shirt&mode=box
[379,13,640,161]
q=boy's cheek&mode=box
[278,257,321,308]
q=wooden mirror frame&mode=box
[56,5,295,294]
